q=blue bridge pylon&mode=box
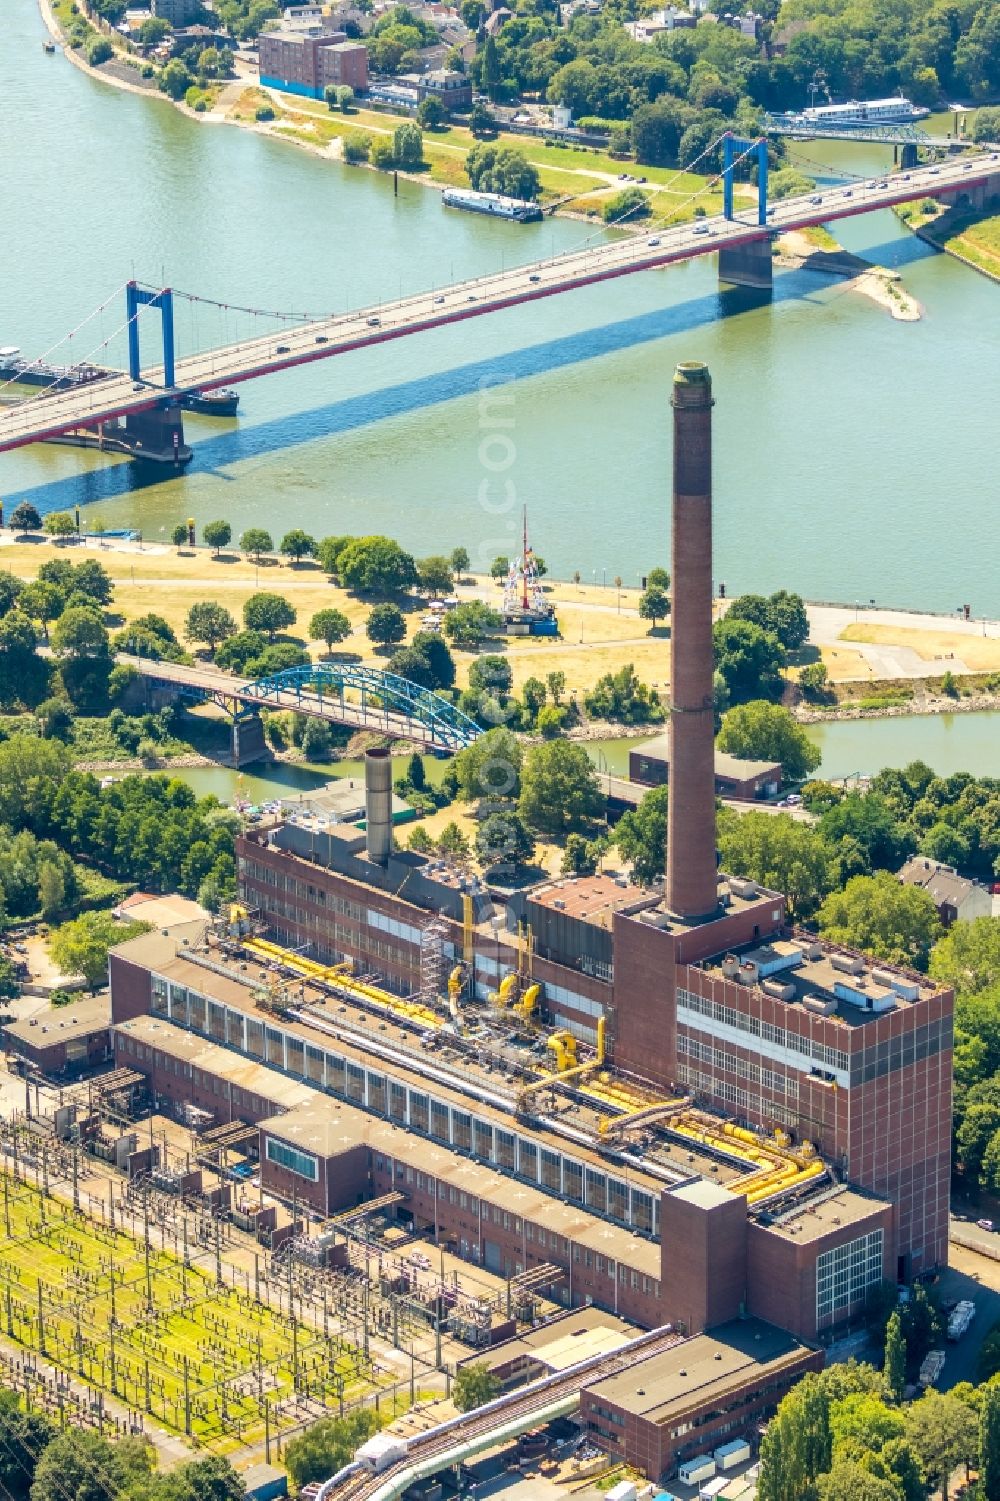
[721,134,769,225]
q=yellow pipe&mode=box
[515,983,541,1018]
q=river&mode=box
[3,1,999,616]
[173,711,1000,805]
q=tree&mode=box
[0,572,23,616]
[638,585,670,627]
[338,536,417,594]
[466,143,540,200]
[469,101,497,137]
[521,676,546,722]
[482,31,500,98]
[442,600,501,648]
[316,535,355,578]
[929,916,1000,994]
[437,821,470,860]
[284,1410,379,1490]
[171,522,189,549]
[632,98,687,166]
[243,592,296,639]
[159,58,193,99]
[814,1461,902,1501]
[343,130,372,163]
[18,581,63,644]
[0,1387,53,1499]
[185,600,236,654]
[519,740,603,838]
[0,611,47,708]
[417,556,454,596]
[981,1380,1000,1501]
[202,519,232,556]
[453,726,522,803]
[35,697,75,741]
[905,1390,977,1500]
[336,85,354,110]
[138,15,171,43]
[393,121,424,169]
[490,555,508,581]
[727,590,810,651]
[717,700,820,781]
[602,186,651,222]
[799,662,830,701]
[9,502,41,534]
[51,605,108,660]
[370,137,395,170]
[280,528,316,563]
[818,872,942,969]
[388,644,436,688]
[411,630,455,690]
[366,602,406,648]
[147,1455,244,1501]
[240,527,273,561]
[584,665,663,725]
[309,609,351,653]
[546,670,565,704]
[49,911,150,991]
[417,94,446,129]
[883,1309,906,1403]
[819,792,915,875]
[450,546,469,580]
[43,511,76,540]
[27,1427,151,1501]
[561,832,605,876]
[713,616,786,701]
[768,166,816,200]
[469,654,512,697]
[453,1361,501,1413]
[88,36,114,64]
[757,1373,831,1501]
[475,810,535,874]
[614,785,669,886]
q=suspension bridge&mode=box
[2,138,997,466]
[127,655,482,759]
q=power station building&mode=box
[108,364,953,1375]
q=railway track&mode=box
[321,1324,681,1500]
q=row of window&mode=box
[149,972,658,1237]
[367,908,427,948]
[677,1035,801,1100]
[265,1136,319,1182]
[677,989,849,1073]
[240,859,364,921]
[816,1230,884,1324]
[376,1157,660,1295]
[676,1064,800,1131]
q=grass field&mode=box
[0,1173,382,1453]
[840,622,1000,673]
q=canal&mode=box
[174,711,1000,807]
[3,1,999,617]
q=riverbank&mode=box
[36,0,739,224]
[775,229,921,320]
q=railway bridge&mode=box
[125,656,481,762]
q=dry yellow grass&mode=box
[398,800,566,876]
[0,542,676,697]
[840,622,1000,673]
[815,643,879,682]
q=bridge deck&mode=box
[1,153,996,453]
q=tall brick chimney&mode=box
[665,361,718,920]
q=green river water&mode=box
[3,3,999,796]
[3,2,1000,616]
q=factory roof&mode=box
[695,934,943,1027]
[112,1019,664,1281]
[527,874,653,925]
[759,1187,890,1243]
[111,932,743,1193]
[5,994,111,1047]
[631,732,782,781]
[461,1307,637,1374]
[584,1318,808,1423]
[114,1014,316,1114]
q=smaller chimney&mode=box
[365,749,392,865]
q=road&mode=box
[1,151,997,452]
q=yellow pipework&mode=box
[515,983,541,1019]
[493,973,518,1008]
[244,937,444,1029]
[448,965,464,1001]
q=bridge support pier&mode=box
[718,238,773,292]
[232,713,268,768]
[901,142,919,171]
[123,403,191,466]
